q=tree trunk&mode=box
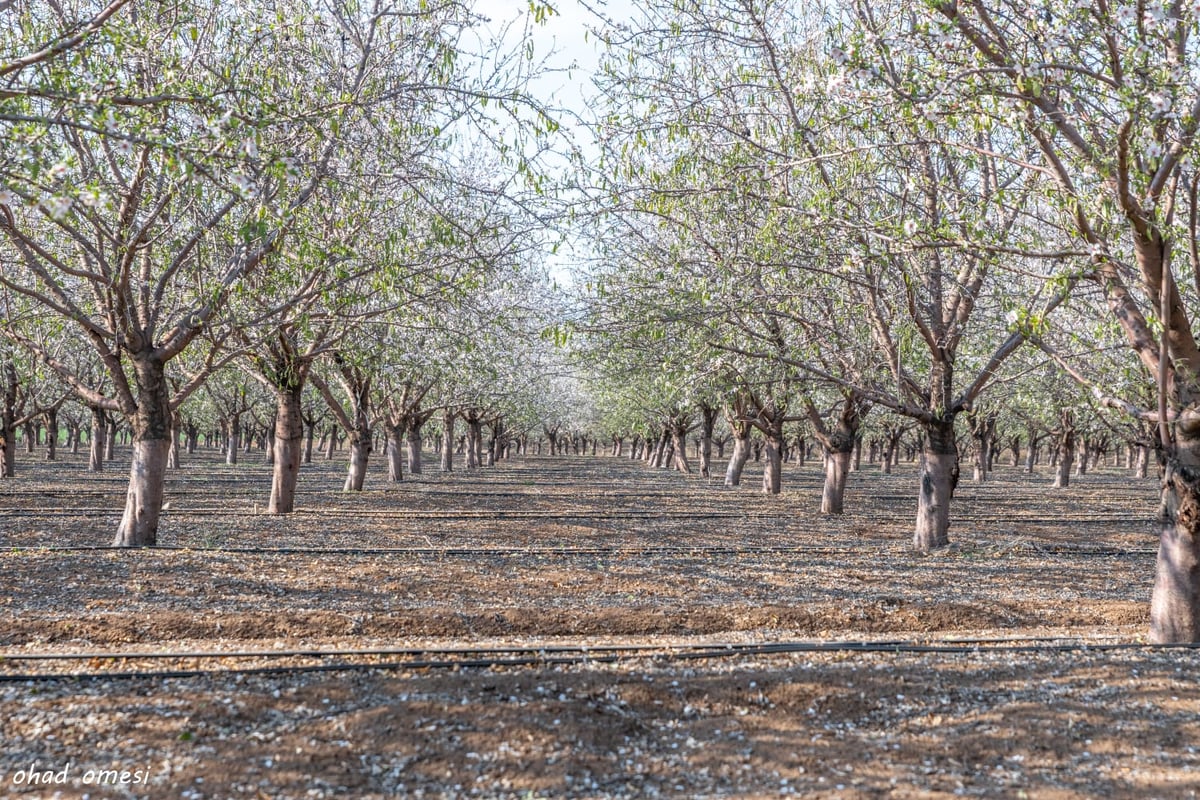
[167,412,182,470]
[325,423,338,460]
[466,416,483,468]
[670,428,692,473]
[90,411,109,470]
[441,410,455,472]
[44,408,58,461]
[913,418,958,551]
[1150,462,1200,642]
[407,424,424,475]
[105,420,117,461]
[761,434,783,494]
[303,420,315,464]
[1137,445,1150,479]
[113,358,172,547]
[269,386,304,513]
[1024,441,1037,473]
[725,432,751,487]
[822,449,852,514]
[386,423,405,483]
[344,427,370,491]
[0,420,14,478]
[1054,435,1074,489]
[226,415,240,465]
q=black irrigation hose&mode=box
[2,543,1158,557]
[1,636,1196,684]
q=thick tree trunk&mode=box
[344,428,370,491]
[1137,445,1150,479]
[725,433,751,486]
[670,428,692,473]
[105,420,117,461]
[269,386,304,513]
[913,418,958,551]
[441,411,454,472]
[1024,441,1037,473]
[761,435,783,494]
[407,425,423,475]
[113,358,172,547]
[822,450,852,514]
[1150,462,1200,642]
[386,424,405,482]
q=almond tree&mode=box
[857,0,1200,639]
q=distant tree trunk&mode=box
[386,422,405,482]
[226,414,241,465]
[324,423,338,460]
[1053,414,1075,489]
[698,405,717,477]
[303,420,315,464]
[105,417,117,461]
[669,424,692,474]
[441,410,455,472]
[1136,445,1150,479]
[167,411,181,469]
[44,407,58,461]
[913,416,959,551]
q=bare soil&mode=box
[1,448,1196,799]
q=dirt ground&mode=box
[1,447,1196,799]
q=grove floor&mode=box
[1,447,1195,799]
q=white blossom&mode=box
[830,47,848,66]
[1114,5,1137,24]
[242,137,258,158]
[114,139,135,157]
[48,161,70,180]
[230,172,258,198]
[1150,93,1172,114]
[1145,141,1164,159]
[0,188,15,206]
[903,219,919,237]
[41,196,72,221]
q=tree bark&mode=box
[1150,462,1200,642]
[761,434,783,494]
[269,386,304,513]
[913,418,959,551]
[344,427,370,491]
[407,425,424,475]
[725,430,751,486]
[1137,445,1150,479]
[670,427,692,473]
[441,410,455,472]
[386,423,405,482]
[89,406,107,473]
[226,414,240,465]
[44,407,58,461]
[113,357,172,547]
[822,450,852,514]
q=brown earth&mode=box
[1,447,1197,799]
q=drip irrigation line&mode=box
[0,636,1193,684]
[1,543,1157,558]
